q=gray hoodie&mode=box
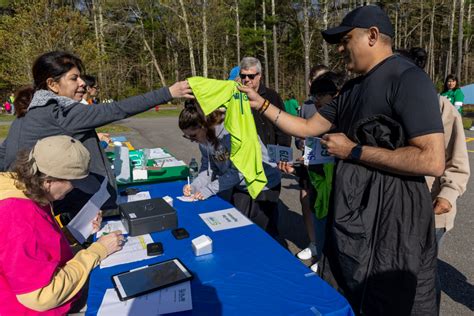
[191,123,281,199]
[0,88,172,211]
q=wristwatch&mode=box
[349,144,363,161]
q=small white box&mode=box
[163,195,173,207]
[192,235,213,256]
[132,168,148,180]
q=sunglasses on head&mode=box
[239,73,259,80]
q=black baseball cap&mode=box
[321,5,394,44]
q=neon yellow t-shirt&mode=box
[188,77,267,198]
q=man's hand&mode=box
[278,161,295,174]
[169,80,194,99]
[97,133,111,143]
[237,85,265,109]
[320,133,356,159]
[433,197,452,215]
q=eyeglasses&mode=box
[239,73,259,80]
[182,134,198,141]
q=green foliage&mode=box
[0,0,98,90]
[0,0,471,103]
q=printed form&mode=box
[98,281,192,315]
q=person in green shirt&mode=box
[284,93,299,116]
[441,74,465,115]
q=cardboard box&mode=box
[120,198,177,236]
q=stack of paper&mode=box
[97,281,192,315]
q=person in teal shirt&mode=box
[284,93,299,116]
[441,74,465,115]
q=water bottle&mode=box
[189,158,199,181]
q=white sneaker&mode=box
[310,262,319,273]
[296,244,317,260]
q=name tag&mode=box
[304,137,335,165]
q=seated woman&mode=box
[0,135,124,315]
[0,51,192,221]
[179,101,281,236]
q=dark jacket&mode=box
[252,83,291,147]
[320,115,437,316]
[0,88,172,218]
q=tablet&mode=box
[112,258,193,301]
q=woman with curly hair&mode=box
[0,135,124,315]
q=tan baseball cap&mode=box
[31,135,90,179]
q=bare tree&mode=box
[427,2,436,78]
[235,0,241,64]
[262,0,269,87]
[202,0,208,77]
[419,0,423,47]
[271,0,279,91]
[133,6,166,87]
[179,0,196,76]
[446,0,457,78]
[456,0,465,79]
[322,0,329,66]
[463,1,472,82]
[302,0,312,97]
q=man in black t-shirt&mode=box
[238,5,444,315]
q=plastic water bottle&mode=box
[189,158,199,181]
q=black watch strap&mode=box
[349,144,363,161]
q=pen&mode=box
[187,176,190,187]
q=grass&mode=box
[0,124,131,138]
[0,125,9,138]
[0,107,180,137]
[0,115,15,122]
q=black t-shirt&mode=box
[319,55,443,140]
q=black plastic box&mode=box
[119,198,178,236]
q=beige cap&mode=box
[31,135,90,179]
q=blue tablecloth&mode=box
[86,181,354,316]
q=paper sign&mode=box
[267,145,293,163]
[96,221,128,237]
[304,137,335,165]
[67,178,110,244]
[199,208,253,232]
[114,145,131,183]
[146,148,173,159]
[97,281,192,315]
[100,234,153,268]
[127,191,151,202]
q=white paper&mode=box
[100,234,154,268]
[114,145,131,183]
[97,282,192,316]
[132,168,148,180]
[304,137,335,165]
[96,221,128,238]
[176,196,196,202]
[127,191,151,202]
[146,148,173,159]
[162,160,186,167]
[267,144,293,163]
[67,178,110,244]
[153,157,186,168]
[199,208,253,232]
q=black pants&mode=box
[231,184,281,238]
